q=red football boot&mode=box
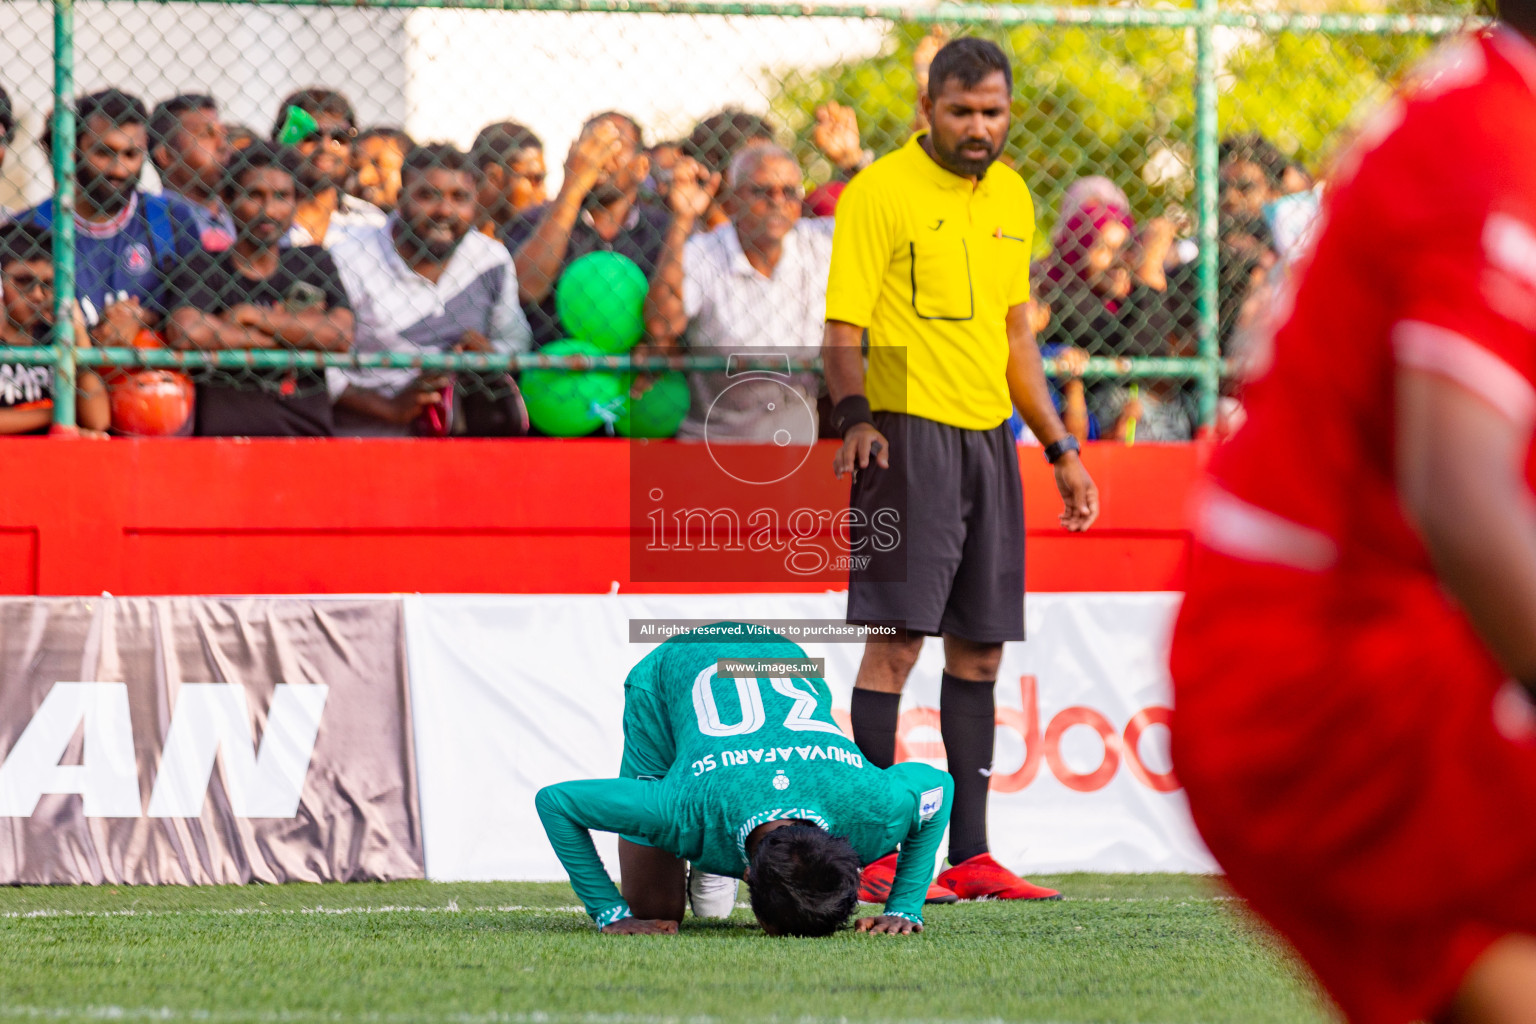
[858,853,960,904]
[936,853,1062,900]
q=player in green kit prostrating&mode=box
[536,623,954,936]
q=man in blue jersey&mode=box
[536,624,954,936]
[13,89,207,345]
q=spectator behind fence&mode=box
[15,89,207,346]
[508,112,684,347]
[642,139,683,211]
[471,121,545,238]
[352,126,414,215]
[330,144,531,436]
[162,142,354,438]
[682,110,775,232]
[1,83,14,221]
[1211,133,1285,352]
[1095,331,1199,443]
[646,143,827,442]
[272,89,386,248]
[0,223,110,435]
[1033,176,1176,358]
[148,93,236,244]
[227,124,259,152]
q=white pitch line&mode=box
[0,896,1234,921]
[0,1008,1190,1024]
[0,905,589,920]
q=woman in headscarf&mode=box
[1033,176,1177,359]
[1032,177,1192,441]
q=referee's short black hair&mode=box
[927,37,1014,99]
[746,825,862,937]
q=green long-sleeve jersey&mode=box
[535,628,953,928]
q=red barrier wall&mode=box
[0,438,1206,596]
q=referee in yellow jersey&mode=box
[822,37,1099,903]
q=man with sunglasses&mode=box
[270,89,386,249]
[644,143,829,442]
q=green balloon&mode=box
[521,339,626,437]
[618,371,690,439]
[555,252,648,353]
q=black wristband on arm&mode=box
[833,395,874,438]
[1043,434,1081,464]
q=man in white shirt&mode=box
[329,144,532,437]
[645,143,831,442]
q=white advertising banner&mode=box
[404,592,1216,882]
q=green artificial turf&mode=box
[0,875,1336,1024]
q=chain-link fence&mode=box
[0,0,1473,441]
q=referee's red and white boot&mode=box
[936,854,1062,901]
[857,852,960,905]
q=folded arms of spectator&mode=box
[167,302,353,353]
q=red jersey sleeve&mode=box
[1390,58,1536,425]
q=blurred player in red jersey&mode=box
[1168,6,1536,1023]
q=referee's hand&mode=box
[833,423,890,481]
[1054,452,1100,532]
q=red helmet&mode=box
[109,370,194,437]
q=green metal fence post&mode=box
[1194,0,1220,430]
[49,0,78,433]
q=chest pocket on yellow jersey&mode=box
[984,232,1033,306]
[908,237,974,321]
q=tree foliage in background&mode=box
[771,2,1472,252]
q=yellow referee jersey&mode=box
[825,133,1035,431]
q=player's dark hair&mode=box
[470,121,542,172]
[220,140,301,201]
[402,143,473,184]
[927,37,1014,100]
[746,825,861,937]
[1219,133,1289,190]
[41,88,147,157]
[685,109,778,176]
[148,93,217,158]
[271,88,356,141]
[0,222,51,271]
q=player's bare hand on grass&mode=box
[1055,452,1099,532]
[833,423,889,480]
[601,917,679,935]
[855,915,923,935]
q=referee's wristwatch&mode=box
[1043,435,1080,464]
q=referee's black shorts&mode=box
[846,411,1025,643]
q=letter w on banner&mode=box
[0,598,423,884]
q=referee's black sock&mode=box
[941,671,996,867]
[849,688,901,770]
